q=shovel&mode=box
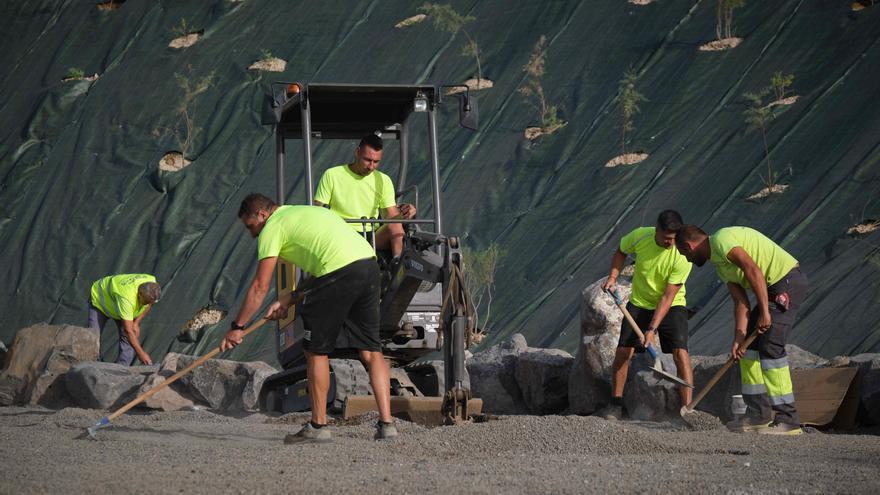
[680,330,759,419]
[606,289,693,389]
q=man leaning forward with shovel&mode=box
[220,193,397,443]
[675,225,805,435]
[599,210,694,420]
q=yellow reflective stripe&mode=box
[763,365,794,398]
[96,277,122,320]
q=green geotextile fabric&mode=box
[1,0,879,366]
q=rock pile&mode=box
[468,334,574,415]
[0,324,98,407]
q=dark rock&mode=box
[467,333,529,414]
[0,324,98,407]
[515,348,573,414]
[65,362,158,409]
[847,353,880,424]
[160,353,277,411]
[786,345,828,369]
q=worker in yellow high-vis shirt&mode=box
[676,225,806,436]
[599,210,693,420]
[313,134,416,261]
[88,274,161,366]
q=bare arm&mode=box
[121,319,152,365]
[647,283,682,333]
[601,249,628,291]
[727,282,751,360]
[220,257,277,351]
[726,246,772,333]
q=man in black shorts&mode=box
[599,210,694,419]
[220,193,396,442]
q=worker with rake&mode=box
[220,193,397,443]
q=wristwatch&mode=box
[231,321,245,331]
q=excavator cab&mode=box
[259,83,481,424]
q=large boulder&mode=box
[467,334,528,414]
[568,278,631,414]
[0,324,98,407]
[515,348,573,414]
[847,353,880,424]
[160,353,277,411]
[138,371,197,412]
[65,362,158,409]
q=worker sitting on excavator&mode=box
[313,134,416,262]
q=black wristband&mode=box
[231,322,245,330]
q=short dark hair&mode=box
[238,193,277,218]
[657,209,684,232]
[675,224,708,249]
[358,134,383,151]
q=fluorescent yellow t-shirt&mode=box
[90,273,156,321]
[619,227,691,310]
[257,205,375,277]
[709,226,798,289]
[314,164,396,232]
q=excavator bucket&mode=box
[343,395,483,426]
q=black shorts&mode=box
[617,303,688,353]
[299,258,381,355]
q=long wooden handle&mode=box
[684,331,759,412]
[616,301,646,341]
[107,318,268,421]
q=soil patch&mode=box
[767,95,799,109]
[395,14,426,28]
[445,78,493,95]
[184,308,226,332]
[248,57,287,72]
[699,37,743,51]
[605,152,649,168]
[158,151,191,172]
[61,74,99,83]
[847,219,880,236]
[746,183,788,201]
[169,31,203,49]
[96,0,124,11]
[524,122,567,140]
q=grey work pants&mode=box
[87,302,135,366]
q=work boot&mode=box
[374,421,399,441]
[284,422,332,444]
[758,422,803,436]
[726,416,772,433]
[597,404,625,421]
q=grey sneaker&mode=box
[726,416,772,433]
[598,404,625,421]
[758,422,803,436]
[284,422,332,444]
[374,421,399,440]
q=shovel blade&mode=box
[651,367,694,388]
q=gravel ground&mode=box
[1,406,879,494]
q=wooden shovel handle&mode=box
[107,318,268,421]
[684,331,759,412]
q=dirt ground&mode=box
[1,406,879,494]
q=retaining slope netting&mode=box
[0,0,878,365]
